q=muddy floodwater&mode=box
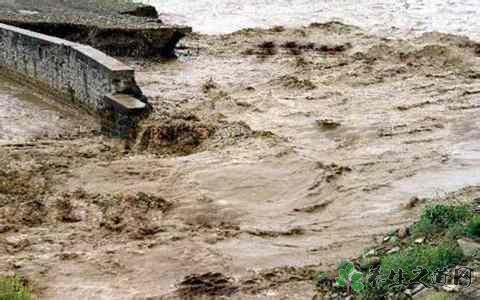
[0,77,96,144]
[143,0,480,39]
[2,2,480,300]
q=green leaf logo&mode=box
[351,272,363,282]
[335,261,365,293]
[352,281,365,292]
[336,278,347,287]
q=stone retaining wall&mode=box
[0,22,148,136]
[1,20,191,57]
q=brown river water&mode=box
[2,2,480,299]
[0,77,95,144]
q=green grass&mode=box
[362,202,471,297]
[465,215,480,239]
[361,242,464,298]
[446,223,466,240]
[318,202,477,299]
[0,276,33,300]
[413,202,473,237]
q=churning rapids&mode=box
[142,0,480,39]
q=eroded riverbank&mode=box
[2,21,480,299]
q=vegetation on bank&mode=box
[315,200,480,299]
[0,276,33,300]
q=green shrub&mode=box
[0,276,33,300]
[413,203,472,236]
[363,242,463,296]
[465,215,480,239]
[446,223,467,240]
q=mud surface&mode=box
[2,23,480,299]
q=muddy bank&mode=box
[2,21,480,299]
[0,0,190,57]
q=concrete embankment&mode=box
[0,0,191,57]
[0,22,148,136]
[1,20,191,57]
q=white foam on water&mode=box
[139,0,480,40]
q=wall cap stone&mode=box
[104,93,146,114]
[0,22,133,72]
